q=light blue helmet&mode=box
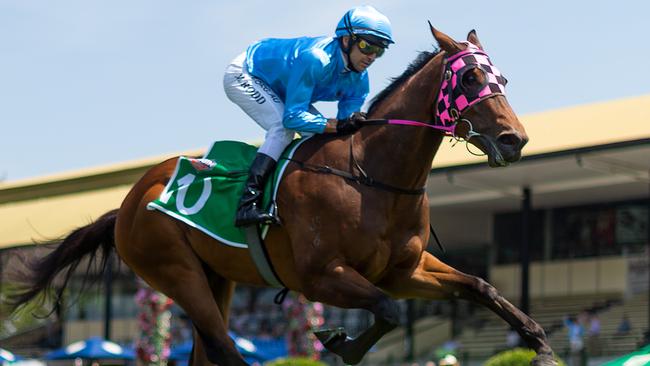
[335,5,394,47]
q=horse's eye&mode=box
[461,70,482,89]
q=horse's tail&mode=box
[8,209,119,314]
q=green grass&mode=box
[484,348,566,366]
[264,357,327,366]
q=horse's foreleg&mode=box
[299,260,401,365]
[379,252,556,365]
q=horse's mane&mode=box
[367,48,441,115]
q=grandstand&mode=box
[0,95,648,364]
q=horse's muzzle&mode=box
[473,131,526,168]
[496,131,527,163]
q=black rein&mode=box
[283,132,425,196]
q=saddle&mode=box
[146,139,308,248]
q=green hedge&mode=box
[264,357,327,366]
[484,348,565,366]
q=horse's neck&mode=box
[360,53,446,190]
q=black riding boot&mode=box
[234,153,278,227]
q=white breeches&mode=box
[223,53,315,161]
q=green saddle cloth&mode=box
[146,138,308,248]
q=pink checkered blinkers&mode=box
[435,42,508,134]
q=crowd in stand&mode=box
[559,310,633,366]
[167,288,459,364]
[166,287,640,366]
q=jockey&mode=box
[224,5,394,227]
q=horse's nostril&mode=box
[497,133,522,149]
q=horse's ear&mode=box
[428,21,463,54]
[467,29,484,50]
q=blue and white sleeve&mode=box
[336,76,369,120]
[282,52,328,134]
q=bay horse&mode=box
[9,26,557,366]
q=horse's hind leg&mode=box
[116,213,247,366]
[189,271,237,366]
[380,252,557,366]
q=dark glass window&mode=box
[616,204,648,253]
[552,201,648,259]
[552,205,617,258]
[438,245,490,278]
[495,199,648,264]
[494,211,545,264]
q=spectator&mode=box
[616,314,631,335]
[564,316,584,350]
[564,316,584,366]
[441,339,460,353]
[588,313,601,337]
[506,328,521,349]
[577,311,589,327]
[587,313,601,356]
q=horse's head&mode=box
[430,25,528,167]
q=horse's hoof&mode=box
[531,354,558,366]
[314,327,348,347]
[314,328,364,365]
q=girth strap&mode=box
[244,226,286,289]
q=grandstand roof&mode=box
[427,95,649,213]
[1,95,649,249]
[433,94,650,168]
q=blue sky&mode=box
[1,1,649,182]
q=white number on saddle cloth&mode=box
[170,173,212,215]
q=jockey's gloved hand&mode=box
[336,112,367,135]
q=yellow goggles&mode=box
[357,39,385,57]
